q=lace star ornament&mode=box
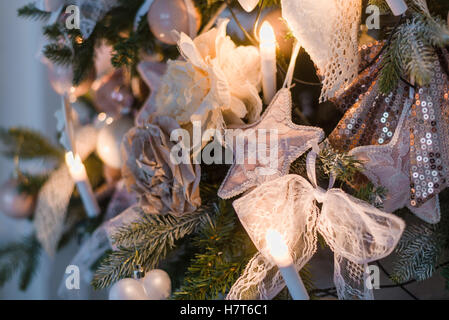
[218,88,324,199]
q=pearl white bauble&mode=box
[0,179,36,219]
[96,117,134,169]
[148,0,201,45]
[47,63,95,97]
[141,269,172,300]
[108,278,150,300]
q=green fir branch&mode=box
[43,43,73,66]
[174,200,256,300]
[0,127,63,160]
[91,206,213,290]
[111,17,155,68]
[392,224,441,282]
[18,4,51,21]
[0,235,41,291]
[379,12,449,93]
[290,142,363,187]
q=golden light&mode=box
[265,229,292,267]
[65,151,87,182]
[259,21,276,46]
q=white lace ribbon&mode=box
[227,145,405,300]
[34,125,98,256]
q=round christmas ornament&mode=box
[141,269,172,300]
[47,63,96,98]
[36,0,64,11]
[93,69,134,117]
[108,278,150,300]
[96,116,134,170]
[0,179,36,219]
[147,0,201,45]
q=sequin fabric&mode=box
[329,43,449,218]
[329,41,408,151]
[409,49,449,207]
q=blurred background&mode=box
[0,0,105,299]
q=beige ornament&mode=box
[34,126,98,256]
[122,116,201,216]
[152,19,262,133]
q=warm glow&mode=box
[266,229,292,267]
[65,151,87,182]
[98,112,107,122]
[259,21,276,46]
[106,117,114,125]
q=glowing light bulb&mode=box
[259,21,276,46]
[65,151,87,182]
[266,229,292,267]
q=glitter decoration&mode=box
[329,43,449,222]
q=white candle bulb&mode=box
[385,0,408,16]
[266,229,292,267]
[66,152,87,182]
[65,152,100,218]
[266,229,309,300]
[259,21,277,104]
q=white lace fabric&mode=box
[281,0,362,102]
[227,149,405,300]
[34,126,98,255]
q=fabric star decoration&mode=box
[218,88,325,199]
[349,105,441,224]
[329,42,449,224]
[135,60,167,126]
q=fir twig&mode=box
[0,127,63,160]
[91,206,213,290]
[0,235,41,291]
[17,4,51,21]
[174,200,256,300]
[392,224,441,282]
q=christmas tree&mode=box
[1,0,449,300]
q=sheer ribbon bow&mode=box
[227,144,405,300]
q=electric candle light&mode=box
[266,229,309,300]
[259,21,277,104]
[65,151,101,218]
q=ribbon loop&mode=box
[229,172,405,300]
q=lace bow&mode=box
[227,144,405,300]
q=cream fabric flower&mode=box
[154,19,262,132]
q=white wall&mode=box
[0,0,60,299]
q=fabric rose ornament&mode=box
[152,19,262,133]
[121,116,201,216]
